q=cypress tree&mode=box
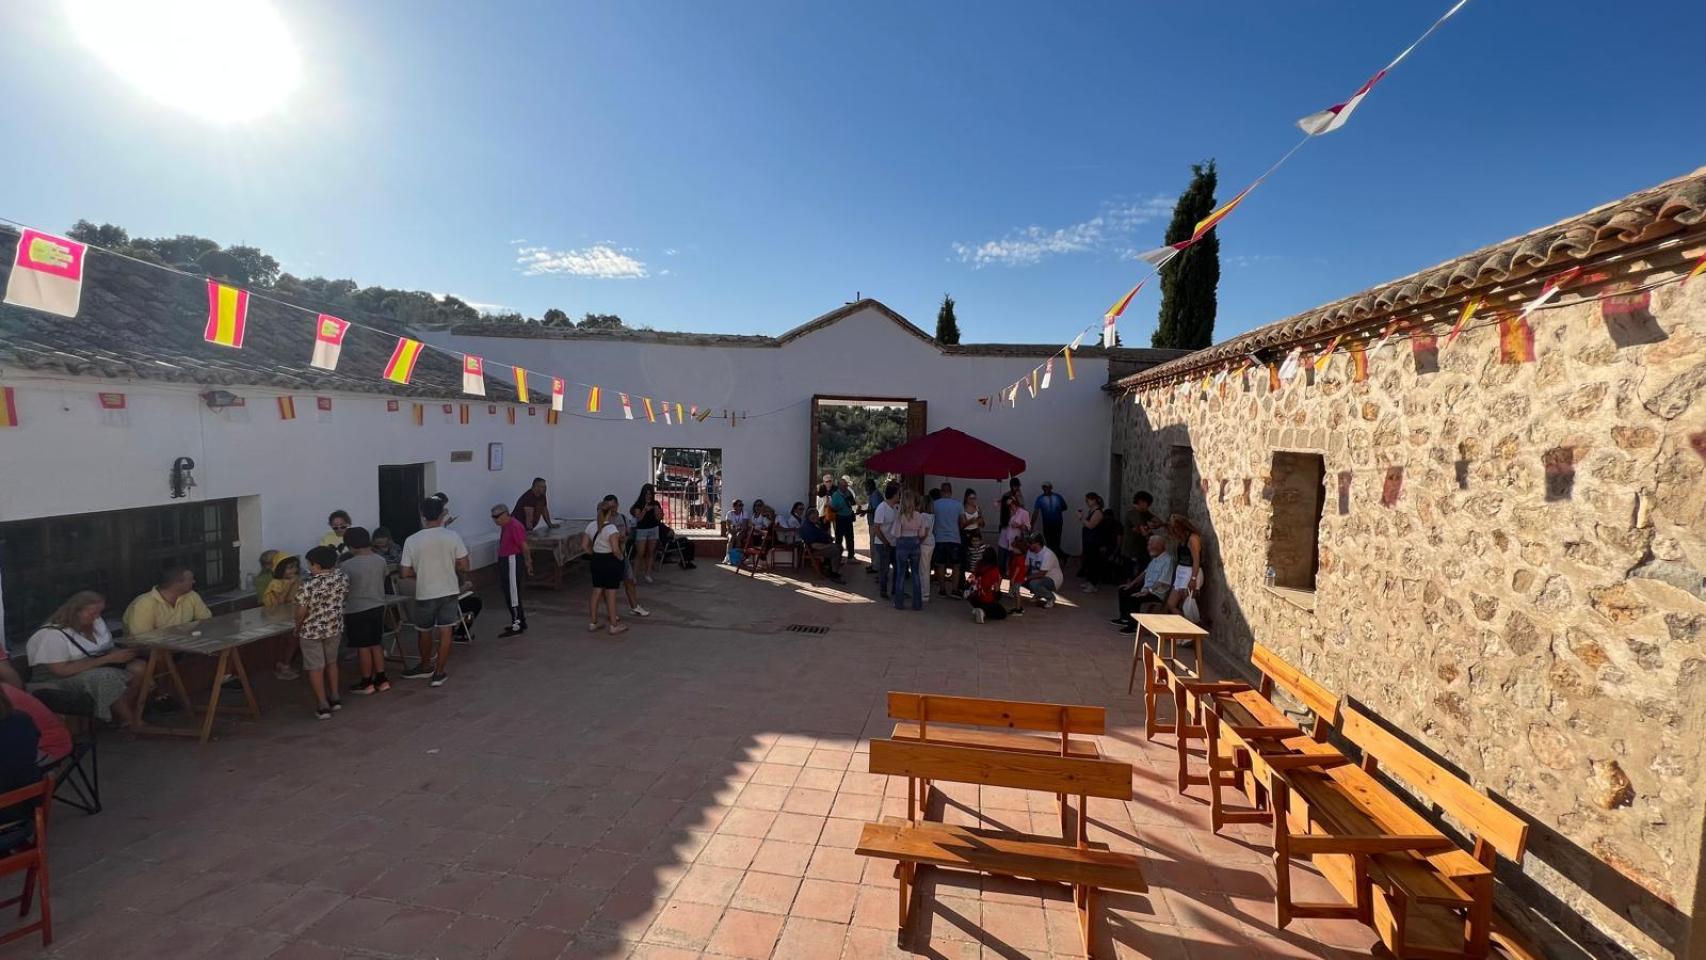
[935,293,961,344]
[1152,161,1221,349]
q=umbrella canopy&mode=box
[863,427,1026,481]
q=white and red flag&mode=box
[1296,0,1472,136]
[462,355,486,396]
[4,229,86,318]
[1102,280,1144,347]
[309,314,349,371]
[1519,266,1583,318]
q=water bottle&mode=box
[1265,565,1276,587]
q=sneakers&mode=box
[1109,616,1130,625]
[400,664,435,680]
[329,699,343,712]
[629,606,651,617]
[643,575,655,584]
[374,674,392,692]
[429,672,448,687]
[587,622,601,632]
[1043,598,1056,609]
[315,706,332,721]
[1081,583,1098,594]
[1011,605,1025,617]
[499,624,526,637]
[973,608,985,624]
[1119,622,1137,634]
[274,664,300,681]
[350,679,377,696]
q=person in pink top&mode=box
[0,685,71,764]
[491,503,534,637]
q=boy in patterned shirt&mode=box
[296,546,350,719]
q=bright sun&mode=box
[67,0,302,122]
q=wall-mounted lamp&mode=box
[170,457,197,499]
[201,390,240,410]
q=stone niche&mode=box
[1112,263,1706,960]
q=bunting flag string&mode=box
[1349,341,1369,382]
[1444,296,1481,345]
[621,393,634,420]
[1497,314,1536,365]
[1520,266,1583,318]
[550,377,565,412]
[1296,0,1471,136]
[643,398,656,423]
[513,367,530,403]
[1042,357,1054,389]
[1102,281,1143,347]
[586,386,602,413]
[674,402,685,424]
[310,314,348,371]
[4,228,85,318]
[277,396,296,421]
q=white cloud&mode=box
[953,196,1173,268]
[662,248,678,256]
[516,244,649,279]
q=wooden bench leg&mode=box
[1271,774,1294,930]
[896,861,914,947]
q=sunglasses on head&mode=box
[491,510,506,520]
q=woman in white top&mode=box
[998,493,1031,572]
[26,591,145,728]
[774,503,803,544]
[887,490,931,610]
[960,489,983,539]
[582,501,630,636]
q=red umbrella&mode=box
[863,427,1026,480]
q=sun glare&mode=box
[68,0,302,122]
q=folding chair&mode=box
[658,527,685,567]
[451,590,478,646]
[0,778,55,948]
[30,689,97,816]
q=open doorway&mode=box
[651,447,722,529]
[809,395,926,501]
[377,463,431,543]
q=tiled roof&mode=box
[1116,166,1706,387]
[0,230,545,402]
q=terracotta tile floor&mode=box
[7,551,1380,959]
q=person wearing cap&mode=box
[1033,482,1069,556]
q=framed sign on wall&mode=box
[487,442,504,471]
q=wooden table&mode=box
[525,517,591,589]
[125,606,297,743]
[1128,613,1209,691]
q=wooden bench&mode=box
[887,692,1105,838]
[1183,644,1344,832]
[1267,706,1528,959]
[856,738,1144,958]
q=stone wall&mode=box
[1111,258,1705,958]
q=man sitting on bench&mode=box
[1113,534,1175,632]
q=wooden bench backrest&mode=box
[887,692,1106,735]
[869,739,1132,800]
[1250,644,1341,732]
[1341,706,1527,863]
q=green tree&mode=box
[578,312,625,330]
[1152,160,1221,350]
[541,307,571,327]
[935,293,960,344]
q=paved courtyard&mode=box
[9,548,1380,959]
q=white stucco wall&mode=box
[0,305,1120,599]
[433,304,1117,553]
[0,374,557,581]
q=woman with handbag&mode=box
[1163,514,1206,622]
[25,591,145,729]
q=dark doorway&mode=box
[808,396,925,500]
[378,464,428,544]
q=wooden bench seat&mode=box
[887,692,1106,839]
[1268,706,1527,959]
[859,737,1142,958]
[857,817,1145,892]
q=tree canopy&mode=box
[935,293,961,344]
[61,220,623,334]
[1152,161,1221,350]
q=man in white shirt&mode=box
[1013,532,1062,611]
[870,482,898,600]
[399,497,469,687]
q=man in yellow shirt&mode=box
[122,566,214,636]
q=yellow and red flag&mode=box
[384,338,424,384]
[277,396,296,421]
[1063,348,1075,380]
[1349,341,1369,382]
[204,281,249,348]
[643,397,656,423]
[1102,281,1143,347]
[1520,266,1583,318]
[1683,251,1706,287]
[1191,185,1253,242]
[551,377,565,412]
[310,314,349,371]
[674,402,684,423]
[1445,296,1480,346]
[586,386,602,413]
[1312,335,1342,374]
[1498,315,1536,365]
[0,386,19,428]
[462,355,486,396]
[4,229,86,318]
[513,367,529,403]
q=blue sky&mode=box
[3,1,1703,346]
